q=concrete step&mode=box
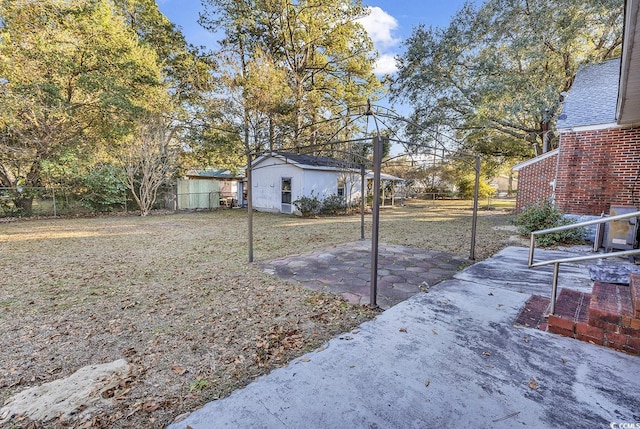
[589,263,640,285]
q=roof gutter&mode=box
[617,0,639,124]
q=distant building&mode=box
[250,152,403,214]
[177,168,244,210]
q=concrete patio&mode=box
[169,245,640,428]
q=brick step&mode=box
[631,273,640,318]
[586,282,639,353]
[514,295,550,330]
[589,281,636,329]
[543,284,640,355]
[547,289,590,337]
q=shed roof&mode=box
[556,58,620,129]
[252,152,361,171]
[251,152,405,181]
[365,172,405,182]
[186,168,244,179]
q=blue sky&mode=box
[156,1,475,75]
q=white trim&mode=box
[557,122,619,133]
[512,149,559,172]
[251,154,406,184]
[617,0,639,124]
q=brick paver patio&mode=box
[261,241,471,308]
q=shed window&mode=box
[337,178,345,198]
[281,178,292,204]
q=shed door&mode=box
[281,177,292,214]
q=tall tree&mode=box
[197,0,256,169]
[114,0,219,164]
[0,0,163,214]
[114,0,217,110]
[0,0,217,215]
[199,0,383,159]
[258,0,382,149]
[391,0,623,165]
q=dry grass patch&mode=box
[0,199,516,428]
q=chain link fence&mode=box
[0,187,131,218]
[0,186,239,218]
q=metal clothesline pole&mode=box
[360,164,365,241]
[369,134,382,308]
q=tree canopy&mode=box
[391,0,623,165]
[5,0,621,215]
[0,0,213,214]
[198,0,384,160]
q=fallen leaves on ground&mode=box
[0,201,514,427]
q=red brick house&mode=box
[514,0,640,216]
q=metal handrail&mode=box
[528,210,640,266]
[527,210,640,315]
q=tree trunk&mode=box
[12,194,34,216]
[541,120,550,153]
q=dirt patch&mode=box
[0,200,516,428]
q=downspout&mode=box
[552,135,563,206]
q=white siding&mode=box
[302,170,362,206]
[251,157,363,214]
[251,159,303,213]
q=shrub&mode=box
[514,199,587,247]
[320,194,347,215]
[456,174,496,199]
[80,165,128,212]
[293,192,321,217]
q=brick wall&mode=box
[555,127,640,215]
[515,152,558,213]
[516,126,640,215]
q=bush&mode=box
[456,174,496,199]
[514,199,587,247]
[293,193,321,217]
[320,194,347,215]
[80,165,128,212]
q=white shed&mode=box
[250,152,364,214]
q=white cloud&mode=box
[357,7,400,49]
[374,53,398,76]
[357,7,400,76]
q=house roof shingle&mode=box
[255,152,362,170]
[276,152,362,169]
[252,152,403,181]
[556,58,620,129]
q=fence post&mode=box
[52,188,57,217]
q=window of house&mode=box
[281,177,292,205]
[337,178,345,198]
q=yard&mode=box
[0,199,517,428]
